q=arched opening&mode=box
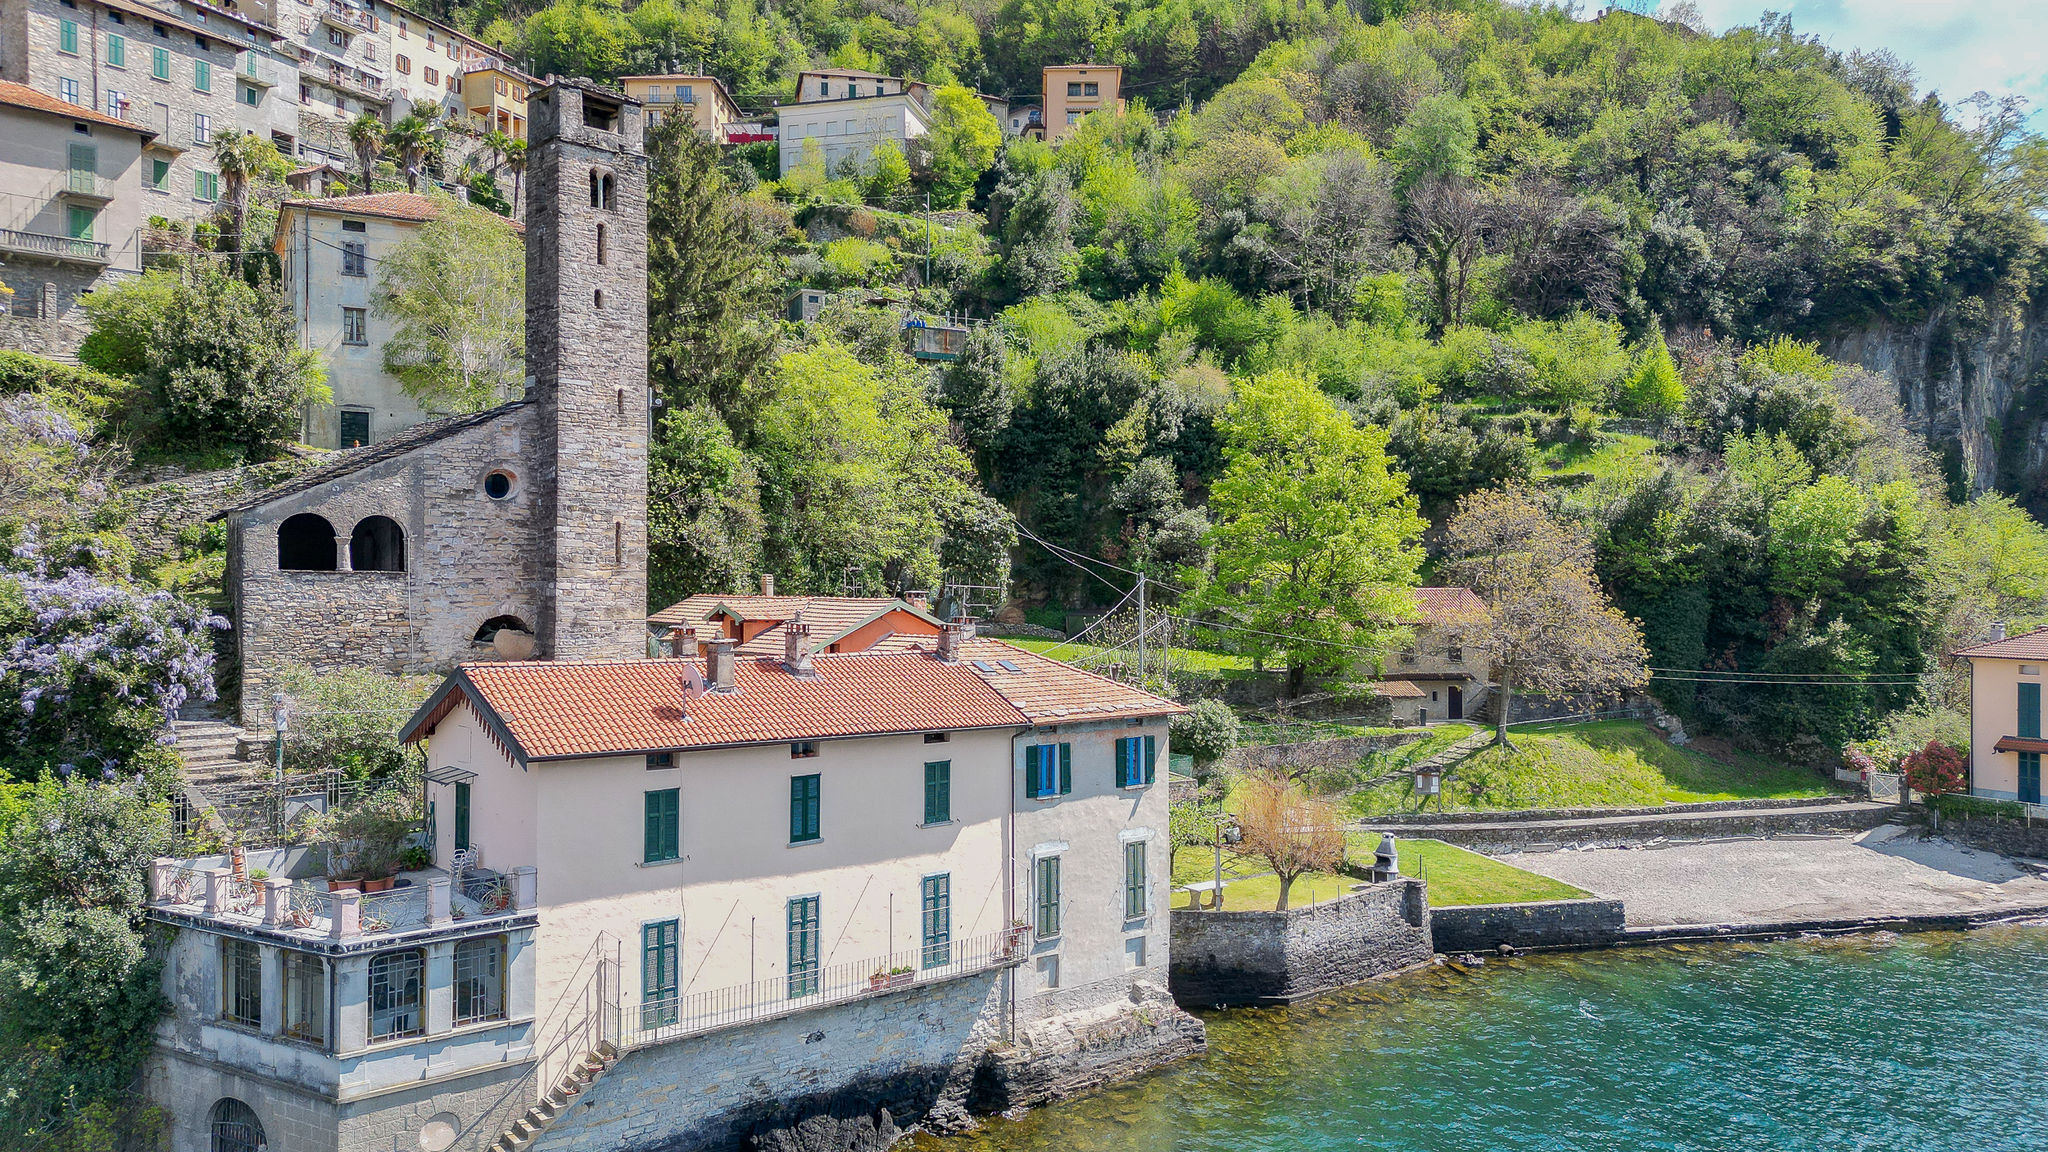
[483,469,515,499]
[595,222,606,265]
[589,168,614,210]
[473,615,532,644]
[277,513,337,571]
[593,288,605,310]
[349,515,405,572]
[210,1098,267,1152]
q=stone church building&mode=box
[216,79,650,726]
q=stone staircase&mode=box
[491,1041,621,1152]
[171,716,272,792]
[1345,727,1496,796]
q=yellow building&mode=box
[461,62,529,138]
[1956,625,2048,805]
[1041,64,1123,142]
[618,73,741,140]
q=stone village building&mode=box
[162,77,1202,1150]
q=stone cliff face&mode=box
[1828,295,2048,510]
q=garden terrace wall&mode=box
[1396,805,1895,853]
[1910,807,2048,860]
[1168,880,1431,1008]
[1369,796,1858,827]
[1221,732,1430,775]
[1430,898,1627,953]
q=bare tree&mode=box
[1441,487,1650,745]
[1406,176,1485,336]
[1233,774,1346,910]
[1252,150,1395,314]
[1486,178,1627,319]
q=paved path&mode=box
[1500,826,2048,927]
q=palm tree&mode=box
[502,138,528,217]
[211,131,273,273]
[346,113,384,192]
[384,114,442,194]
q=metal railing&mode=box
[467,935,619,1152]
[357,886,430,934]
[321,1,373,32]
[626,928,1027,1049]
[159,865,209,906]
[455,873,513,920]
[0,227,110,263]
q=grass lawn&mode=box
[1536,432,1661,483]
[1345,719,1839,817]
[1003,637,1251,676]
[1167,844,1349,910]
[1351,835,1587,907]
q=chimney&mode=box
[706,638,737,692]
[783,613,815,676]
[760,573,776,597]
[956,615,977,639]
[1992,622,2008,643]
[937,621,966,664]
[668,626,698,658]
[906,590,930,611]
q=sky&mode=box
[1667,1,2048,121]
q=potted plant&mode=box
[886,965,915,987]
[317,790,421,894]
[868,967,892,991]
[400,846,431,872]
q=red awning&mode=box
[1993,737,2048,754]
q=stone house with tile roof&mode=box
[389,622,1200,1148]
[1382,586,1491,723]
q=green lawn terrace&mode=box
[1169,834,1581,913]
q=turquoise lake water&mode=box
[916,930,2048,1152]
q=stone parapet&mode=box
[1430,898,1627,953]
[1168,879,1432,1007]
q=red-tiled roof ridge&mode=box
[1953,626,2048,659]
[0,80,159,136]
[1405,586,1486,625]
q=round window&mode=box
[484,471,514,499]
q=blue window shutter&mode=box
[2022,683,2041,740]
[1058,743,1072,794]
[1144,734,1157,784]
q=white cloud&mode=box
[1670,0,2048,117]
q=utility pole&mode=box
[1136,573,1148,688]
[923,191,932,287]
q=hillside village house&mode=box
[646,584,947,656]
[618,72,740,140]
[1382,586,1490,724]
[775,68,930,176]
[272,189,520,448]
[1040,64,1122,141]
[1956,625,2048,804]
[0,80,155,325]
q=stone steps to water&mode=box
[491,1042,621,1152]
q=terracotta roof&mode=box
[1994,737,2048,755]
[0,80,158,137]
[648,595,944,651]
[400,640,1183,761]
[213,402,529,518]
[1371,680,1427,699]
[1954,628,2048,660]
[1405,587,1486,627]
[280,191,446,223]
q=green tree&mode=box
[383,113,443,193]
[936,323,1011,453]
[1389,94,1476,195]
[1619,326,1684,415]
[1170,697,1240,778]
[346,112,385,191]
[374,195,525,413]
[918,85,1002,209]
[276,665,435,781]
[648,404,764,605]
[863,142,912,208]
[0,777,170,1137]
[1197,371,1425,694]
[210,131,287,274]
[646,114,779,427]
[79,266,327,458]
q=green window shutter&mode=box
[194,60,210,91]
[1025,745,1045,798]
[1113,737,1130,788]
[786,896,820,997]
[150,158,169,189]
[60,20,78,54]
[790,774,820,842]
[65,205,94,241]
[1035,856,1060,937]
[924,761,950,824]
[1144,734,1157,785]
[152,46,169,79]
[920,873,951,967]
[107,35,124,66]
[640,920,679,1029]
[643,789,678,862]
[1058,743,1072,795]
[2022,684,2041,740]
[453,781,471,852]
[1124,842,1146,919]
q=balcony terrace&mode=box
[148,851,536,950]
[319,1,373,33]
[0,226,111,265]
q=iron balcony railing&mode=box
[320,1,374,33]
[0,227,111,264]
[149,860,529,941]
[626,927,1028,1049]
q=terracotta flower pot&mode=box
[362,876,396,893]
[328,878,362,892]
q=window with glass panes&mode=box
[221,938,261,1026]
[453,936,505,1024]
[1124,841,1147,919]
[789,774,820,842]
[283,951,325,1044]
[923,760,950,824]
[1024,742,1070,798]
[640,919,678,1029]
[920,873,951,967]
[1035,855,1060,938]
[368,949,423,1039]
[453,780,471,851]
[341,240,365,275]
[1114,734,1156,788]
[786,896,820,997]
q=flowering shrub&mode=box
[1901,740,1968,798]
[0,539,226,778]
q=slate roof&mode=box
[212,401,529,518]
[0,80,158,137]
[1954,627,2048,660]
[400,639,1184,761]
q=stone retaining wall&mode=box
[1369,795,1855,827]
[1912,809,2048,860]
[1407,806,1895,853]
[530,973,1202,1152]
[1168,880,1432,1007]
[1430,899,1627,953]
[1222,732,1431,774]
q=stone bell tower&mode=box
[525,79,650,661]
